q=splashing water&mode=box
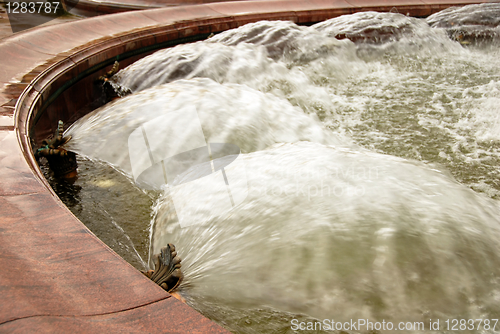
[153,141,500,325]
[65,78,344,169]
[61,5,500,333]
[427,3,500,46]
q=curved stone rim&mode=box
[0,0,490,331]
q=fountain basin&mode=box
[0,0,491,331]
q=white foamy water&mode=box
[110,42,280,95]
[62,6,500,333]
[427,2,500,26]
[65,78,345,174]
[109,24,358,121]
[152,141,500,326]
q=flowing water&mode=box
[53,4,500,333]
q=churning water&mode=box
[60,4,500,333]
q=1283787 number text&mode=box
[6,2,60,14]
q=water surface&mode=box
[55,5,500,333]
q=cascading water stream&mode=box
[57,4,500,333]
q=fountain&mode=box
[1,1,498,333]
[60,5,500,333]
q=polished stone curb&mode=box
[67,0,493,16]
[65,0,252,17]
[0,0,490,332]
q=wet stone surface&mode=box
[41,156,155,271]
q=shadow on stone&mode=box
[6,0,80,33]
